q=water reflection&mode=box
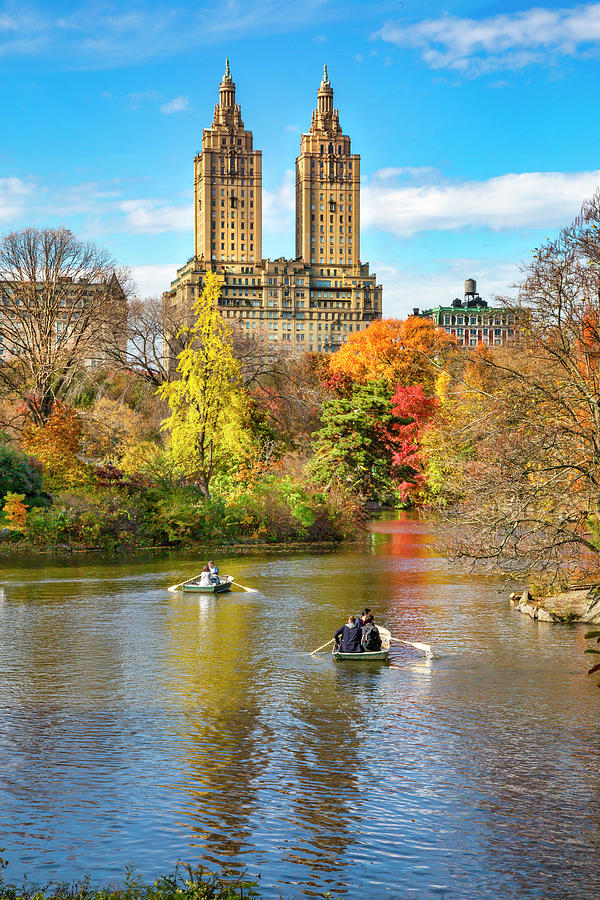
[166,596,270,871]
[0,519,599,898]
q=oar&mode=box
[311,638,334,656]
[230,580,258,593]
[390,636,433,657]
[167,573,202,593]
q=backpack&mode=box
[362,623,381,651]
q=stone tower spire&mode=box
[194,64,263,263]
[218,57,236,112]
[315,63,337,126]
[295,65,360,266]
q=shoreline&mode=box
[0,536,360,560]
[509,588,600,624]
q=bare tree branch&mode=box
[0,227,130,426]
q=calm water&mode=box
[0,515,598,898]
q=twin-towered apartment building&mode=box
[163,61,382,356]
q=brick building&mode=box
[419,279,516,348]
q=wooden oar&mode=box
[230,580,258,593]
[167,573,202,593]
[390,636,433,656]
[311,638,334,656]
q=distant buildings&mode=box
[0,273,126,367]
[417,279,516,348]
[163,61,382,365]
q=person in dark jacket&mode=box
[361,614,382,651]
[334,615,363,652]
[355,607,371,629]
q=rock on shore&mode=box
[509,589,600,624]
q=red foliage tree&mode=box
[388,384,439,502]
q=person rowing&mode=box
[208,559,220,585]
[334,615,363,653]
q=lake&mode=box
[0,515,598,898]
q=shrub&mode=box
[0,443,46,506]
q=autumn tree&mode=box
[2,492,28,531]
[431,189,600,582]
[310,380,413,502]
[390,384,439,503]
[157,272,242,497]
[328,316,455,391]
[21,401,87,489]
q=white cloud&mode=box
[373,3,600,74]
[130,263,181,299]
[263,170,295,235]
[362,168,600,235]
[376,259,521,318]
[119,199,193,234]
[160,95,189,114]
[0,177,35,220]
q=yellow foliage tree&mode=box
[329,316,455,390]
[157,273,242,497]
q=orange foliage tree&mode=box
[21,402,87,489]
[328,317,455,391]
[2,492,29,531]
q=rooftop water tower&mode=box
[465,278,477,297]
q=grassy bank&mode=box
[0,864,259,899]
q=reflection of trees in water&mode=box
[279,665,381,896]
[166,598,270,872]
[0,593,138,863]
[367,515,454,644]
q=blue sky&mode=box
[1,0,600,314]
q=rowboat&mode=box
[182,575,233,594]
[333,626,391,661]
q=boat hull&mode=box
[182,580,231,594]
[333,649,389,661]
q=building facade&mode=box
[0,273,126,367]
[164,63,382,360]
[419,279,516,348]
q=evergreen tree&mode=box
[310,380,412,502]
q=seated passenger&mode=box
[334,615,363,653]
[361,614,382,652]
[199,566,212,587]
[355,607,371,629]
[208,559,220,584]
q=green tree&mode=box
[310,380,411,502]
[157,273,241,498]
[0,440,46,505]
